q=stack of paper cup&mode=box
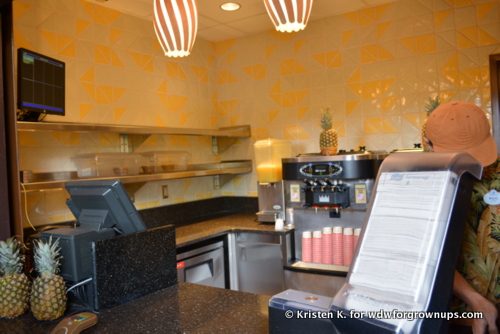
[343,228,354,266]
[302,231,312,262]
[322,227,333,265]
[312,231,323,264]
[354,228,361,250]
[333,226,343,265]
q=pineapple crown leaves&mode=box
[320,106,333,131]
[33,236,62,277]
[424,96,441,116]
[0,236,25,275]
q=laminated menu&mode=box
[349,170,454,302]
[304,152,482,333]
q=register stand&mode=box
[269,152,483,334]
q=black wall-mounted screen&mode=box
[17,48,65,118]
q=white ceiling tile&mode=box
[198,15,220,30]
[85,0,395,42]
[197,24,247,42]
[226,13,274,34]
[311,0,365,18]
[93,0,152,18]
[198,0,267,23]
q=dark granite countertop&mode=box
[2,211,285,333]
[175,213,293,248]
[1,282,270,333]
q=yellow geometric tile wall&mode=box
[14,0,500,227]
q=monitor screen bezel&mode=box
[17,47,66,117]
[65,180,147,235]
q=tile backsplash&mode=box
[14,0,500,227]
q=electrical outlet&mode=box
[162,185,169,199]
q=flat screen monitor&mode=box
[65,180,147,235]
[17,48,65,121]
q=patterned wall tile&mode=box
[13,0,500,226]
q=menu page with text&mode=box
[349,171,453,302]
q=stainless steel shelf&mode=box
[291,261,349,273]
[17,122,251,138]
[20,160,252,191]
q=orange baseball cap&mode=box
[425,101,498,167]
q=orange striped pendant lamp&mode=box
[263,0,313,33]
[153,0,198,57]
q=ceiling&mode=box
[89,0,394,42]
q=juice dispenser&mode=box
[254,139,291,222]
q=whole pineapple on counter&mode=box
[319,107,338,156]
[30,237,67,320]
[0,236,31,318]
[421,96,441,151]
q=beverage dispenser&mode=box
[254,139,291,223]
[281,150,387,296]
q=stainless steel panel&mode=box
[236,240,284,295]
[227,233,238,290]
[20,161,252,191]
[256,181,285,222]
[291,261,348,272]
[284,233,293,264]
[17,122,251,138]
[284,179,376,211]
[177,247,225,289]
[176,241,224,261]
[255,211,279,222]
[236,232,281,244]
[284,268,345,297]
[282,154,375,162]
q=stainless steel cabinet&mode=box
[233,232,290,296]
[177,241,225,289]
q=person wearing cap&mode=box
[424,101,499,334]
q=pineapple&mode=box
[421,96,441,151]
[319,107,338,156]
[30,237,67,320]
[0,236,31,318]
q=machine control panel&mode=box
[299,163,342,177]
[303,178,350,208]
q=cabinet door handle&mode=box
[239,246,246,261]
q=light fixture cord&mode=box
[20,182,37,231]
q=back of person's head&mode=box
[425,101,498,167]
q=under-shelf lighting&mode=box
[221,2,241,11]
[153,0,198,58]
[264,0,313,33]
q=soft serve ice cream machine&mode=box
[281,151,386,296]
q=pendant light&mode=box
[153,0,198,58]
[263,0,313,33]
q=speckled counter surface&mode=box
[1,212,285,333]
[1,282,270,334]
[175,213,293,248]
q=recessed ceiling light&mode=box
[220,3,241,11]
